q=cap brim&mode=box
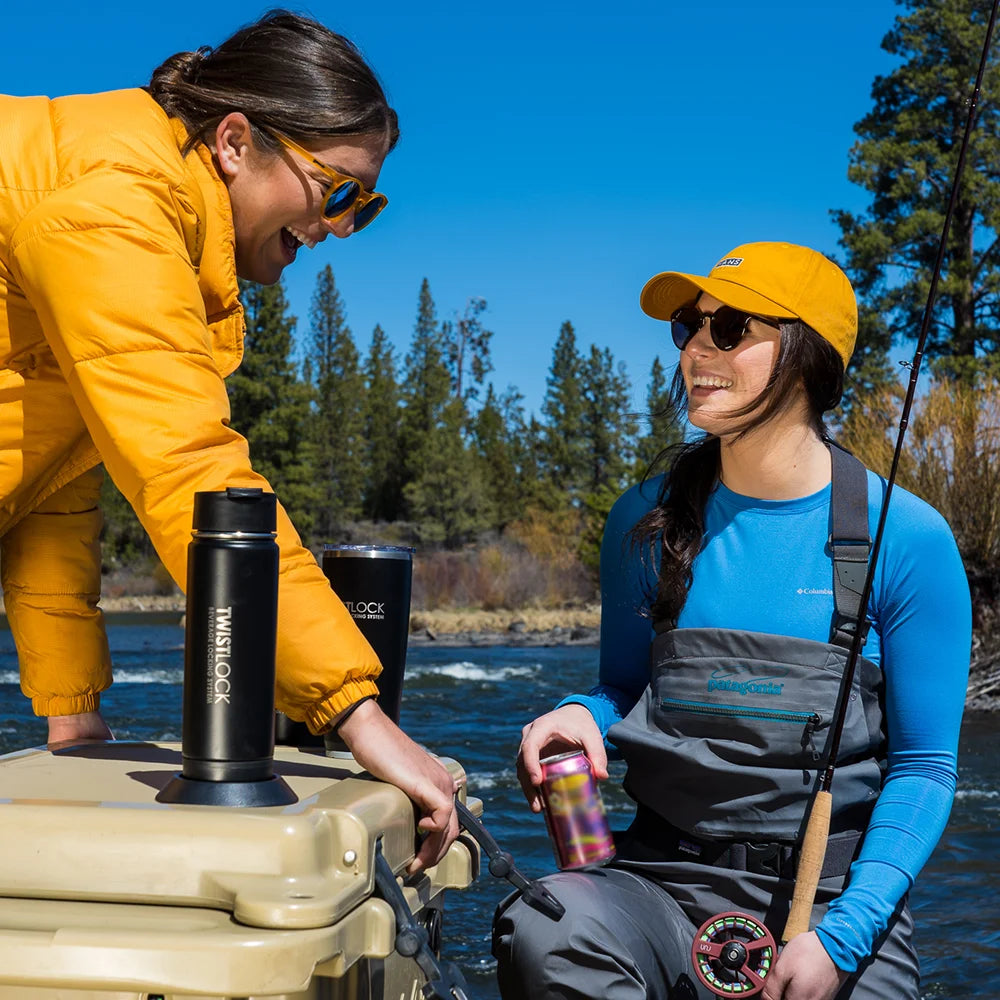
[640,271,800,323]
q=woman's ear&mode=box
[214,113,254,178]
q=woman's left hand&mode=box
[761,932,848,1000]
[336,699,459,874]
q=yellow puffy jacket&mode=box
[0,88,381,729]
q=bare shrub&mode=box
[904,377,1000,574]
[506,506,594,606]
[411,529,593,612]
[507,506,585,564]
[412,551,467,610]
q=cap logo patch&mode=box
[715,257,744,268]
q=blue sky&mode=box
[7,0,901,418]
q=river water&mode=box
[0,625,996,999]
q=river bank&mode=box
[0,597,602,647]
[3,596,997,709]
[407,606,600,647]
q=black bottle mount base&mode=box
[155,773,297,807]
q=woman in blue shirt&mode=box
[495,242,971,1000]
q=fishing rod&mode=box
[692,3,1000,991]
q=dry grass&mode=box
[409,604,600,635]
[840,376,1000,703]
[840,376,1000,572]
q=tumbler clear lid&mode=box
[322,544,414,561]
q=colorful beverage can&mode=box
[539,750,616,870]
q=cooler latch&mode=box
[372,840,470,1000]
[455,799,565,920]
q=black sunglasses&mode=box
[670,305,781,352]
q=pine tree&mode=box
[541,321,588,497]
[472,384,529,531]
[443,297,494,401]
[577,345,639,577]
[403,398,496,547]
[230,279,319,539]
[399,279,452,479]
[400,280,494,543]
[361,324,404,521]
[834,0,1000,395]
[580,344,638,495]
[305,265,364,540]
[635,355,683,474]
[517,415,554,511]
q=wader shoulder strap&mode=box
[829,443,872,649]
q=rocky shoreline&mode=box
[405,606,601,648]
[407,622,599,648]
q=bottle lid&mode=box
[192,488,277,533]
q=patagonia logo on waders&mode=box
[706,668,786,697]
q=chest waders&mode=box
[608,445,882,995]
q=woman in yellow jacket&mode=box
[0,10,457,868]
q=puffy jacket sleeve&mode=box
[0,466,112,716]
[9,167,381,732]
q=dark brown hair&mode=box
[631,320,845,627]
[147,10,399,155]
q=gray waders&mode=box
[493,446,920,999]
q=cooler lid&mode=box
[0,742,472,930]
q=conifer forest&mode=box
[97,0,1000,696]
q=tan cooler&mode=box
[0,741,479,999]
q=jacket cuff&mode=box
[32,692,103,717]
[302,680,381,735]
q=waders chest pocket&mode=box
[655,698,825,763]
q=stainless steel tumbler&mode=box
[321,545,414,752]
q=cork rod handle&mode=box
[782,790,832,943]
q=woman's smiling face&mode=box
[214,114,388,284]
[679,291,785,437]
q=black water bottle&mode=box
[157,487,295,807]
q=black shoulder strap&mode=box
[829,443,872,649]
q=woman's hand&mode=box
[517,703,607,811]
[336,699,459,874]
[47,709,114,748]
[761,931,848,1000]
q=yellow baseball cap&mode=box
[639,242,857,367]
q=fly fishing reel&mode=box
[691,911,776,997]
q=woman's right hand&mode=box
[516,703,607,811]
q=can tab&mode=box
[372,841,471,1000]
[455,800,565,921]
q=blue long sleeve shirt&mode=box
[560,471,971,972]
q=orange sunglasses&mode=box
[270,130,388,233]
